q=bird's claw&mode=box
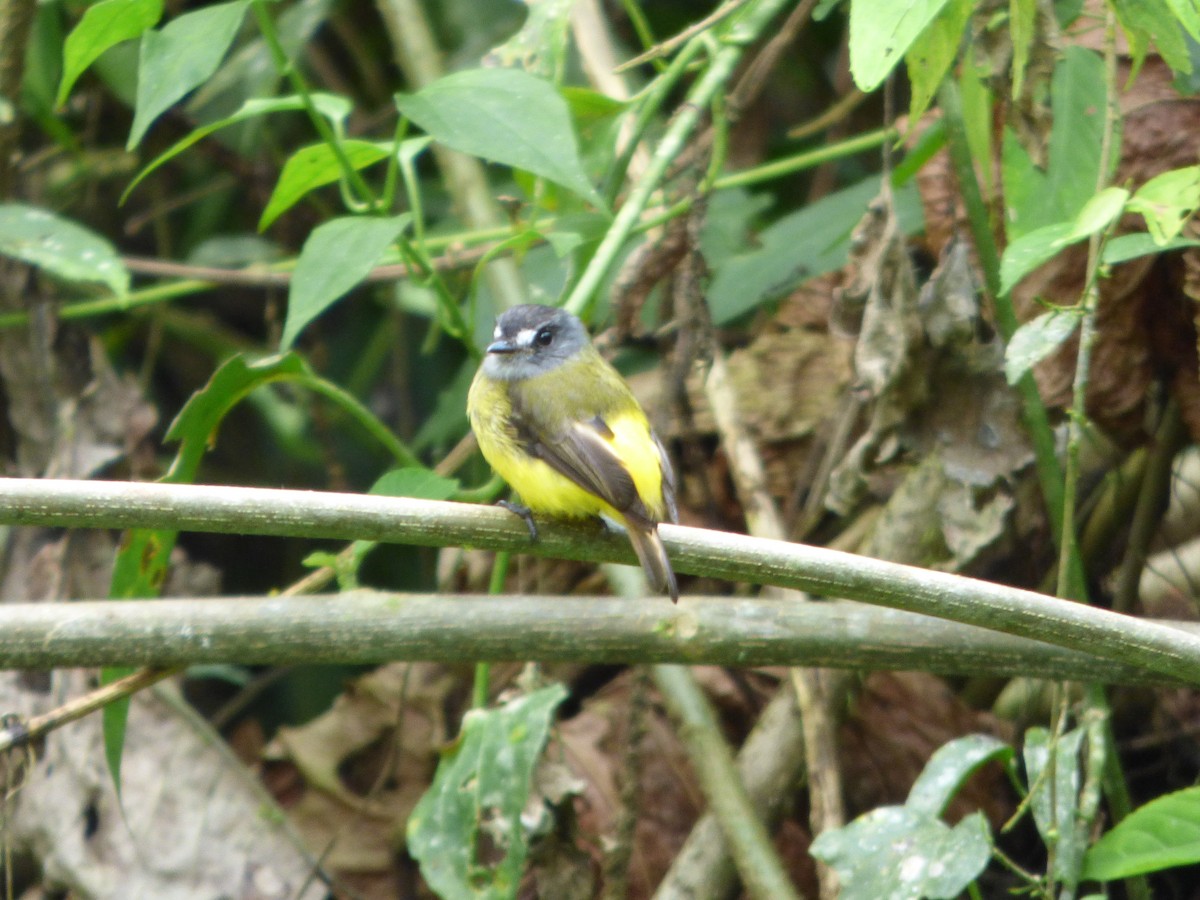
[498,500,539,540]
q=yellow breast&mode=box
[467,361,668,526]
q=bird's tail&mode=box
[627,525,679,603]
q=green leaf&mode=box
[1165,0,1200,44]
[999,221,1075,295]
[105,351,318,787]
[849,0,955,92]
[906,734,1011,817]
[1002,47,1108,239]
[1102,232,1200,264]
[959,53,993,191]
[1010,0,1037,97]
[998,190,1127,296]
[127,0,250,149]
[282,214,411,348]
[0,203,129,294]
[486,0,574,77]
[394,67,603,208]
[1060,186,1129,244]
[1111,0,1191,77]
[1024,725,1088,883]
[811,807,991,899]
[408,685,568,899]
[58,0,162,106]
[1083,786,1200,880]
[1126,165,1200,245]
[258,139,391,230]
[371,467,460,501]
[124,93,352,202]
[905,0,972,124]
[1005,308,1080,384]
[707,177,924,325]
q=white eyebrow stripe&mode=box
[515,328,538,347]
[493,324,503,339]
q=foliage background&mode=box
[2,0,1200,897]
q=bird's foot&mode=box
[498,500,539,540]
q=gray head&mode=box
[481,304,591,381]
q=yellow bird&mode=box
[467,304,679,601]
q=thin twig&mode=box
[653,665,804,900]
[0,667,175,753]
[787,89,869,141]
[614,0,747,72]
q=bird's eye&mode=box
[534,327,554,347]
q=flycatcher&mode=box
[467,304,679,601]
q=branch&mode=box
[0,595,1193,680]
[2,479,1200,682]
[654,664,804,900]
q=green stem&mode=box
[473,552,511,709]
[296,374,421,468]
[602,36,708,205]
[714,128,896,191]
[562,0,793,318]
[250,0,377,209]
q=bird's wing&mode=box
[525,414,652,526]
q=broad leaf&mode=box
[905,0,972,124]
[282,214,411,348]
[1126,165,1200,245]
[1111,0,1191,76]
[1060,186,1129,244]
[395,67,603,208]
[849,0,955,92]
[1103,232,1200,264]
[1083,786,1200,880]
[1002,47,1108,240]
[907,734,1011,817]
[58,0,162,105]
[1165,0,1200,44]
[259,140,391,230]
[998,221,1074,295]
[1005,308,1081,384]
[0,204,129,294]
[127,0,250,149]
[408,685,568,899]
[105,351,319,786]
[124,93,352,201]
[811,807,991,899]
[1025,726,1088,884]
[707,177,924,325]
[371,467,460,501]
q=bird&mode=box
[467,304,679,601]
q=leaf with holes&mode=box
[408,685,568,899]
